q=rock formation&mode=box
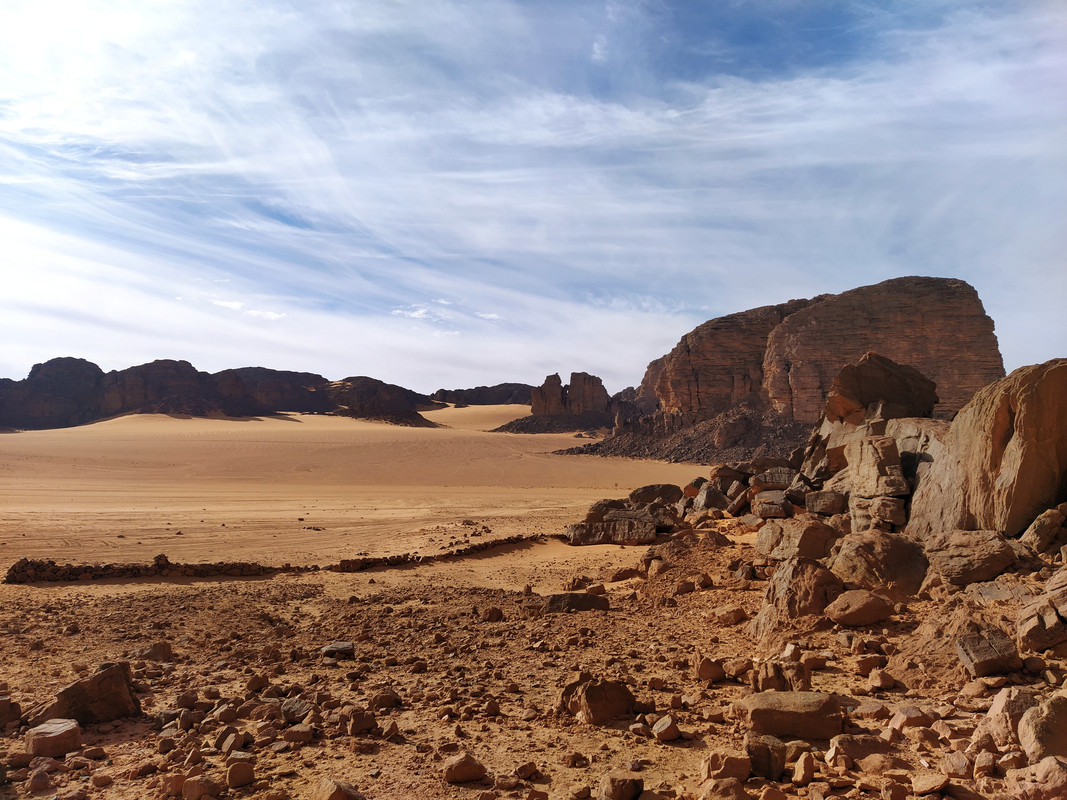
[0,358,443,429]
[431,384,533,406]
[530,372,610,416]
[325,377,444,427]
[597,277,1004,462]
[214,367,331,415]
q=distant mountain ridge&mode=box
[0,358,447,429]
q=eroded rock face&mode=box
[325,376,444,426]
[0,357,104,429]
[531,372,610,416]
[907,359,1067,539]
[214,367,330,415]
[763,277,1003,422]
[100,359,219,416]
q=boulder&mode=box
[749,557,843,643]
[571,680,636,726]
[1018,568,1067,652]
[806,490,847,516]
[744,730,787,781]
[308,778,366,800]
[843,436,910,498]
[752,491,791,519]
[629,484,684,506]
[908,359,1067,539]
[441,751,487,783]
[925,530,1016,586]
[1019,693,1067,764]
[598,772,643,800]
[955,623,1023,677]
[564,520,658,546]
[27,662,140,726]
[824,590,893,626]
[768,516,839,561]
[829,529,928,600]
[849,495,907,531]
[25,718,82,757]
[1020,506,1067,554]
[737,692,845,740]
[542,593,610,614]
[0,694,22,726]
[823,351,939,425]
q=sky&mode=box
[1,1,1064,395]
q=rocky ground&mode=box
[2,510,1065,800]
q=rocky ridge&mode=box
[0,360,442,429]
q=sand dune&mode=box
[0,407,702,568]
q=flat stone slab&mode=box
[25,718,82,758]
[736,691,845,740]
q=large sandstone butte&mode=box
[639,277,1003,428]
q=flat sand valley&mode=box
[0,405,700,571]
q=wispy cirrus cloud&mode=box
[0,1,1064,392]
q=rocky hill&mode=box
[0,359,440,429]
[495,372,615,433]
[586,277,1004,463]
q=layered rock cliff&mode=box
[762,277,1004,422]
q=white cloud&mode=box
[0,1,1064,390]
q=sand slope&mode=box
[0,407,702,567]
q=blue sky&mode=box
[1,1,1064,394]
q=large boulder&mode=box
[748,557,843,643]
[925,529,1016,586]
[1019,693,1067,764]
[908,359,1067,539]
[556,673,635,726]
[736,692,846,740]
[823,351,939,425]
[25,718,82,757]
[828,529,928,600]
[26,662,140,726]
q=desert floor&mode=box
[0,405,700,569]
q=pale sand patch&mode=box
[0,408,702,570]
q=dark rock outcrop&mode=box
[325,377,444,427]
[0,357,105,428]
[214,367,330,415]
[431,383,533,406]
[499,372,614,432]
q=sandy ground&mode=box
[0,406,702,569]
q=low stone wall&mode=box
[2,534,540,585]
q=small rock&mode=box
[308,778,365,800]
[442,751,487,783]
[652,714,680,742]
[227,760,255,788]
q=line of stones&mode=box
[1,534,539,585]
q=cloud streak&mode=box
[0,1,1064,392]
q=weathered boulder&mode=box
[752,491,791,519]
[564,521,658,546]
[556,673,635,725]
[736,692,845,740]
[629,484,684,506]
[823,351,939,425]
[769,516,839,561]
[441,751,487,783]
[1020,506,1067,555]
[908,359,1067,539]
[598,772,644,800]
[27,662,140,726]
[748,557,843,643]
[844,436,910,498]
[829,529,928,600]
[806,490,847,516]
[824,590,893,626]
[955,623,1023,677]
[25,718,82,757]
[1018,568,1067,652]
[1019,693,1067,764]
[308,777,366,800]
[543,593,610,613]
[925,530,1016,586]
